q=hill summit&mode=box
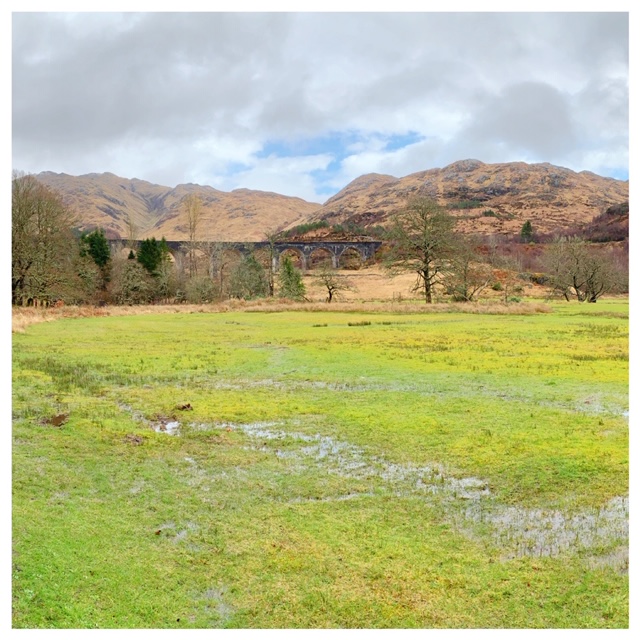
[304,159,628,236]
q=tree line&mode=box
[11,172,628,306]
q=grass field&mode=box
[12,299,629,628]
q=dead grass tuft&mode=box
[12,298,553,332]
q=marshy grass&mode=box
[12,300,628,628]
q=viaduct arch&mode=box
[108,239,382,271]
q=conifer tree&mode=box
[278,256,306,300]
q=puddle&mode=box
[118,403,180,436]
[199,586,234,627]
[152,419,180,435]
[212,421,628,566]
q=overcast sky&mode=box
[11,10,629,203]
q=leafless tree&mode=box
[12,172,85,305]
[263,227,285,296]
[313,261,356,302]
[447,236,493,301]
[544,236,624,302]
[182,193,202,277]
[384,198,457,303]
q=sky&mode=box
[11,7,630,204]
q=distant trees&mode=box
[11,175,628,308]
[384,198,457,303]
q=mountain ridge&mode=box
[33,159,628,241]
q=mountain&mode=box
[34,160,629,242]
[303,160,629,236]
[34,171,321,241]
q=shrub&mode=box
[185,276,217,303]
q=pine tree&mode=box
[520,220,534,243]
[137,237,163,275]
[278,256,306,300]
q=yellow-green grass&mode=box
[12,300,628,628]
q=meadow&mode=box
[12,299,629,628]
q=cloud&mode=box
[12,12,629,201]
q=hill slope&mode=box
[305,160,629,236]
[35,172,321,241]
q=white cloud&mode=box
[12,11,629,200]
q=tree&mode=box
[384,198,457,303]
[228,253,269,300]
[12,172,82,305]
[264,228,285,296]
[447,237,493,302]
[314,263,355,302]
[544,236,623,303]
[108,257,154,305]
[182,193,202,277]
[124,212,138,251]
[80,228,111,289]
[520,220,534,243]
[137,237,169,276]
[278,256,306,300]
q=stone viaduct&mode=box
[108,239,383,271]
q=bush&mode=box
[491,282,503,291]
[228,254,269,300]
[185,276,217,303]
[108,260,154,305]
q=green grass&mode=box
[12,300,629,628]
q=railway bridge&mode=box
[108,239,382,270]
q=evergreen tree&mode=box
[80,228,110,268]
[278,256,306,300]
[80,228,111,290]
[520,220,534,243]
[137,237,163,275]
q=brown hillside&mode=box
[306,160,629,236]
[35,172,321,241]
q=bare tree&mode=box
[314,263,356,302]
[384,197,456,303]
[448,236,493,301]
[12,172,84,305]
[124,212,138,251]
[263,227,285,296]
[544,236,624,302]
[182,193,202,277]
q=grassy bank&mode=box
[12,300,628,628]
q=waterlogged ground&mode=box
[12,301,629,628]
